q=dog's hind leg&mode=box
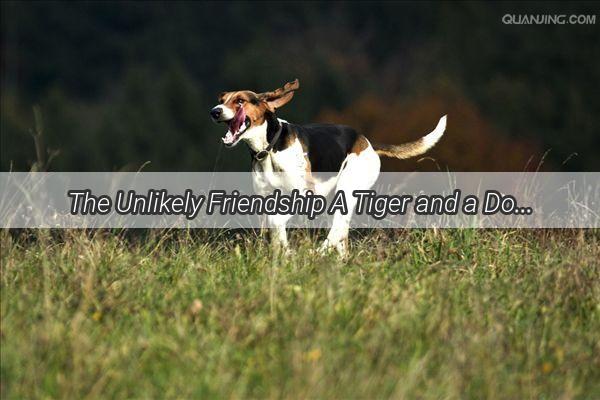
[320,145,381,257]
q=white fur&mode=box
[249,130,311,252]
[422,115,447,149]
[319,146,380,255]
[240,119,289,152]
[240,121,268,152]
[213,105,235,121]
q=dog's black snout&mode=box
[210,107,222,120]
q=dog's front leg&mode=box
[267,213,292,256]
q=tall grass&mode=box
[1,229,599,399]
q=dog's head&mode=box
[210,79,299,147]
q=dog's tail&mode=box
[372,115,446,159]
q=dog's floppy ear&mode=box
[258,79,300,112]
[217,92,229,103]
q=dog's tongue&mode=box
[228,107,246,134]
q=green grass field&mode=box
[1,229,599,399]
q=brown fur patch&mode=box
[351,135,370,154]
[281,125,298,150]
[218,80,300,129]
[258,79,299,111]
[219,90,270,128]
[304,154,315,191]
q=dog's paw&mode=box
[317,239,348,259]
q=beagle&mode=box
[211,79,446,256]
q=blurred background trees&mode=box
[1,1,598,171]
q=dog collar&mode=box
[254,123,283,161]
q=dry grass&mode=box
[1,229,599,399]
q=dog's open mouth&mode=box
[222,107,250,147]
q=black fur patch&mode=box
[259,115,358,172]
[250,113,362,172]
[292,123,359,172]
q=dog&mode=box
[210,79,446,256]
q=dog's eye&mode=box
[236,99,245,105]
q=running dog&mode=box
[210,79,446,256]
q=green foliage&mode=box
[1,229,599,398]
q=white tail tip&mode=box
[423,115,447,148]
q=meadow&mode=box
[1,229,599,399]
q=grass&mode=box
[1,229,599,399]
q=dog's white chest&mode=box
[252,138,309,194]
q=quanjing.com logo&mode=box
[502,14,596,25]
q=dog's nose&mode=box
[210,107,222,120]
